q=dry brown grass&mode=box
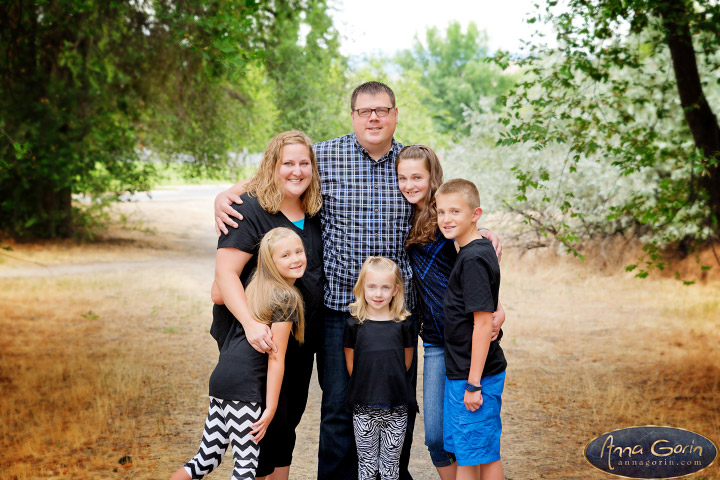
[2,196,719,479]
[0,267,215,479]
[499,248,720,479]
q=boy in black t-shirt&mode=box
[435,179,507,480]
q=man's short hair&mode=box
[350,81,396,110]
[436,179,481,210]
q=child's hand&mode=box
[464,390,483,412]
[250,407,276,442]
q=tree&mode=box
[395,21,516,139]
[497,0,720,275]
[0,0,343,238]
[259,1,348,143]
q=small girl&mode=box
[396,145,505,480]
[343,256,416,480]
[170,227,306,480]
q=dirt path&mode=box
[1,189,718,479]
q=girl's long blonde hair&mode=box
[348,256,410,324]
[396,145,444,248]
[245,130,322,216]
[245,227,305,343]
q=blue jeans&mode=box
[318,308,417,480]
[422,344,455,467]
[317,308,356,479]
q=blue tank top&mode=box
[407,229,457,345]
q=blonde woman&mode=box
[202,131,323,480]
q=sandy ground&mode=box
[1,185,718,479]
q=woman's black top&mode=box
[210,193,324,350]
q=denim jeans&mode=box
[317,308,417,480]
[422,343,455,467]
[317,308,356,479]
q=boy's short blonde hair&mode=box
[435,179,481,210]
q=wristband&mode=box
[465,381,482,392]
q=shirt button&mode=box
[374,185,378,189]
[375,233,379,236]
[374,208,378,212]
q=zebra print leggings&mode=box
[184,397,262,480]
[352,404,408,480]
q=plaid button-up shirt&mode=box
[314,133,414,311]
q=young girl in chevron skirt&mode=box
[170,227,306,480]
[343,257,416,480]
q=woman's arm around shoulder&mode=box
[215,247,276,353]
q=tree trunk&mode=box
[41,186,73,238]
[658,0,720,227]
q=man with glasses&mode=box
[313,81,417,480]
[215,81,500,480]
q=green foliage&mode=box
[260,1,348,143]
[444,104,648,257]
[0,0,346,239]
[0,1,258,238]
[496,0,720,274]
[81,310,99,320]
[394,22,517,139]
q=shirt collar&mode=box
[351,133,402,164]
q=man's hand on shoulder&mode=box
[214,180,250,236]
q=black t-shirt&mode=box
[343,317,417,407]
[210,193,324,349]
[209,307,298,402]
[443,238,506,380]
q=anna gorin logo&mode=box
[584,426,718,479]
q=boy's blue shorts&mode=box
[443,370,505,466]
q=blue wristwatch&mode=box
[465,382,482,392]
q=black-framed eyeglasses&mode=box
[353,107,393,117]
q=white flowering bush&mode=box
[443,104,655,257]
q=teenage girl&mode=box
[395,145,506,480]
[343,256,416,480]
[170,227,306,480]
